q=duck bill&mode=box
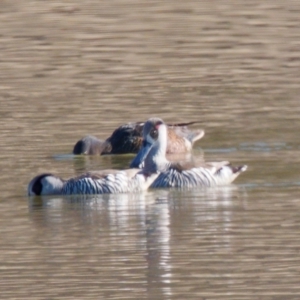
[130,141,153,168]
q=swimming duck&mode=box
[72,135,108,156]
[28,168,159,196]
[28,118,245,196]
[73,121,204,155]
[132,117,247,188]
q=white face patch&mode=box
[145,124,168,152]
[41,176,64,195]
[158,124,167,142]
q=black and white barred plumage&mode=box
[62,171,153,195]
[28,170,158,196]
[150,163,247,188]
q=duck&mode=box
[72,135,108,156]
[131,117,247,188]
[28,167,159,196]
[73,121,204,155]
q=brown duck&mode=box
[73,121,204,155]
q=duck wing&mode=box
[103,122,144,154]
[74,168,141,180]
[151,161,247,188]
[166,122,205,153]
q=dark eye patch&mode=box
[150,128,158,140]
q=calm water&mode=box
[1,0,300,299]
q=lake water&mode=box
[1,0,300,299]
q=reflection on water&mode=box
[1,0,300,298]
[206,141,291,154]
[25,187,247,299]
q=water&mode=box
[1,0,300,299]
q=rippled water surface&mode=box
[1,1,300,299]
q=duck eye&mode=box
[150,128,158,139]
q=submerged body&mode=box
[73,121,204,155]
[72,136,107,156]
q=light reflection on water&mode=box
[26,186,247,298]
[1,0,300,298]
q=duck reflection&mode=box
[28,185,247,297]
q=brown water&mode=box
[1,1,300,299]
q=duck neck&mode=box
[143,133,169,173]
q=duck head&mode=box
[28,173,64,196]
[130,117,168,170]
